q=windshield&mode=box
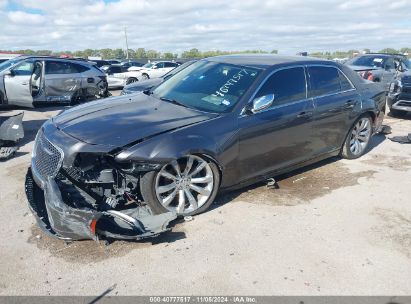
[163,61,194,79]
[404,59,411,69]
[0,57,23,72]
[346,56,387,68]
[143,62,155,68]
[152,60,261,113]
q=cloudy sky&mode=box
[0,0,410,54]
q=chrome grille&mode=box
[33,130,63,182]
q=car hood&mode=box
[347,65,379,72]
[52,94,218,148]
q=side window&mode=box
[308,66,340,97]
[255,67,306,105]
[164,62,177,68]
[73,63,89,73]
[384,58,394,70]
[339,71,354,91]
[45,61,78,74]
[11,60,34,76]
[111,66,122,73]
[156,62,165,68]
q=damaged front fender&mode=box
[25,169,177,241]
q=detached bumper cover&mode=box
[25,168,177,241]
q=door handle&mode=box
[297,111,313,118]
[21,82,29,85]
[87,77,95,83]
[344,100,356,109]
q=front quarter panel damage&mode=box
[25,169,177,241]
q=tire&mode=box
[126,77,138,85]
[389,107,407,117]
[140,155,220,216]
[341,114,373,159]
[141,73,149,80]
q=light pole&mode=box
[124,27,129,59]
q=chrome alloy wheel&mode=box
[155,155,214,215]
[349,117,371,156]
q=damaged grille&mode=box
[33,130,63,182]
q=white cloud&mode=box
[7,11,45,25]
[0,0,410,54]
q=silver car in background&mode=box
[0,56,109,107]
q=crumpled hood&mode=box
[53,93,217,147]
[347,65,379,72]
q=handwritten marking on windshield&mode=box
[213,69,250,97]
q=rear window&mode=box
[308,66,341,97]
[346,56,387,68]
[46,61,79,74]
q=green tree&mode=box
[135,48,147,58]
[379,48,398,54]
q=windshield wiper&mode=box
[159,97,188,108]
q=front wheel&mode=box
[341,115,372,159]
[140,155,220,216]
[141,73,149,80]
[126,77,138,85]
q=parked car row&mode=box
[25,54,386,241]
[103,61,180,89]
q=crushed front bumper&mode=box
[25,168,177,241]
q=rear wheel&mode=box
[126,77,138,85]
[341,115,372,159]
[140,155,220,216]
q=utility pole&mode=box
[124,27,129,59]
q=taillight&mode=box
[366,71,373,81]
[357,71,374,81]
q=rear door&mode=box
[4,59,35,107]
[238,66,315,181]
[44,60,82,102]
[308,65,361,155]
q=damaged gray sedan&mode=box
[25,55,385,241]
[0,56,109,107]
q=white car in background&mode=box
[126,61,179,81]
[102,61,180,89]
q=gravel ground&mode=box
[0,98,410,296]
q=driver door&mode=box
[4,59,35,107]
[238,66,315,182]
[151,62,166,78]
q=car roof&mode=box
[206,54,334,69]
[355,53,406,58]
[11,55,94,65]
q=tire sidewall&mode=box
[140,157,220,216]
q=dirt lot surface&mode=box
[0,99,411,296]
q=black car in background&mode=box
[26,55,385,241]
[121,60,196,95]
[89,59,111,68]
[346,53,410,90]
[387,71,411,116]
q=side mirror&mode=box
[250,94,275,113]
[152,65,158,69]
[4,69,14,77]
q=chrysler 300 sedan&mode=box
[26,55,386,241]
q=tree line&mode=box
[1,47,410,59]
[0,48,278,59]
